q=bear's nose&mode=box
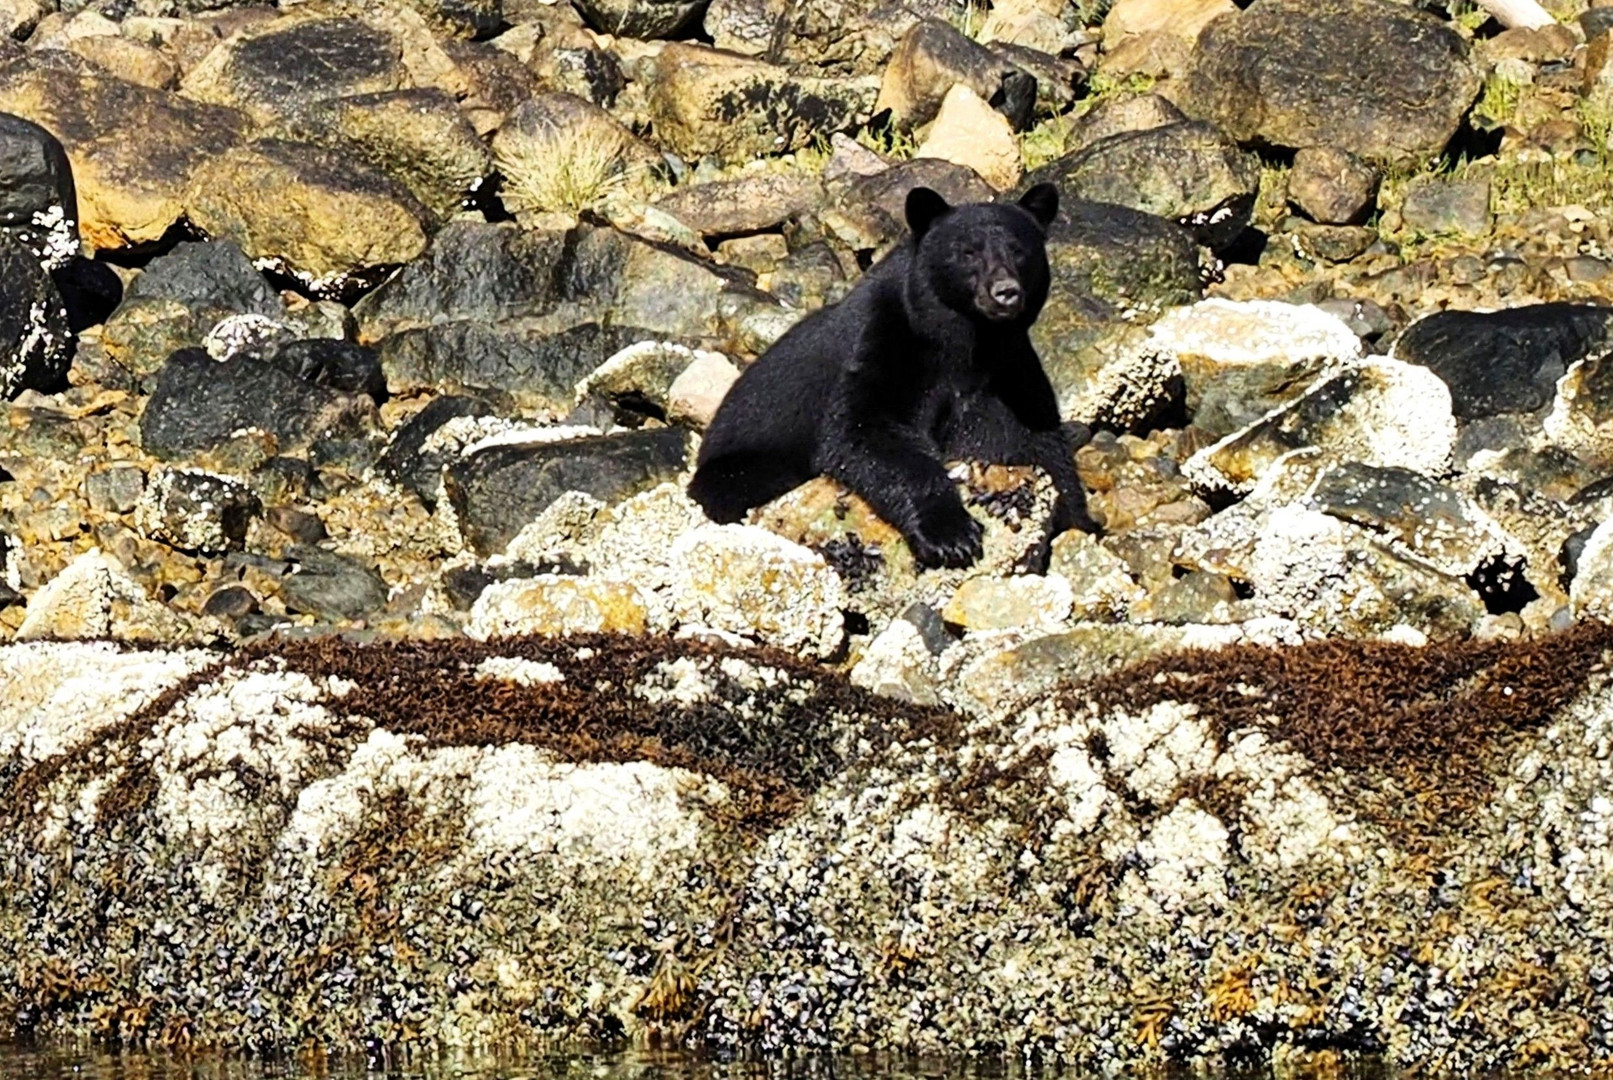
[989,280,1022,310]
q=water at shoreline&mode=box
[0,1044,1395,1080]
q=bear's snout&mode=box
[981,278,1024,320]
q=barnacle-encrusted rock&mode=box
[6,627,1613,1076]
[667,524,846,658]
[467,575,652,638]
[1183,357,1457,497]
[14,548,193,642]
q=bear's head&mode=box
[905,183,1059,325]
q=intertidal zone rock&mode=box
[4,628,1613,1078]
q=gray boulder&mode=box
[1181,0,1481,166]
[1026,121,1260,250]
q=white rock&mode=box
[850,617,944,705]
[1545,354,1613,469]
[1245,505,1481,636]
[1147,298,1361,434]
[668,524,845,658]
[1136,801,1230,911]
[0,641,211,765]
[202,313,291,361]
[17,548,184,642]
[475,656,566,685]
[1183,357,1457,497]
[466,575,651,639]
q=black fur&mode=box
[688,183,1097,569]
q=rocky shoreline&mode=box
[3,0,1613,1071]
[5,628,1613,1074]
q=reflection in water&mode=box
[0,1043,1398,1080]
[0,1047,1067,1080]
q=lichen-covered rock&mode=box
[467,575,651,638]
[1148,298,1362,437]
[575,340,737,427]
[280,88,492,225]
[0,231,71,399]
[703,0,963,71]
[942,573,1072,632]
[849,613,946,705]
[1398,174,1490,237]
[186,138,432,297]
[1545,347,1613,469]
[1180,0,1482,166]
[7,626,1613,1073]
[134,467,263,555]
[353,219,568,340]
[1184,357,1457,497]
[646,44,879,164]
[277,545,391,623]
[1308,462,1515,580]
[668,524,845,657]
[1048,529,1145,620]
[444,428,690,557]
[358,219,781,371]
[1027,121,1259,249]
[179,15,417,127]
[0,111,79,271]
[753,465,1063,631]
[1245,504,1484,638]
[667,348,741,428]
[652,172,823,238]
[1032,201,1203,425]
[820,156,995,250]
[1392,303,1613,422]
[138,348,379,461]
[0,58,250,249]
[1568,518,1613,620]
[1287,145,1379,225]
[573,0,706,38]
[875,18,1035,130]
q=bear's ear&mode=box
[1018,183,1059,231]
[905,186,951,240]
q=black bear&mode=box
[687,182,1097,569]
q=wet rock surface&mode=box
[1393,303,1613,420]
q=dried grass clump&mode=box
[494,125,641,217]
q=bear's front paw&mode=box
[906,499,985,569]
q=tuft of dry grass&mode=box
[495,126,641,217]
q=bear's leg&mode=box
[688,452,815,524]
[945,397,1099,538]
[818,430,983,569]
